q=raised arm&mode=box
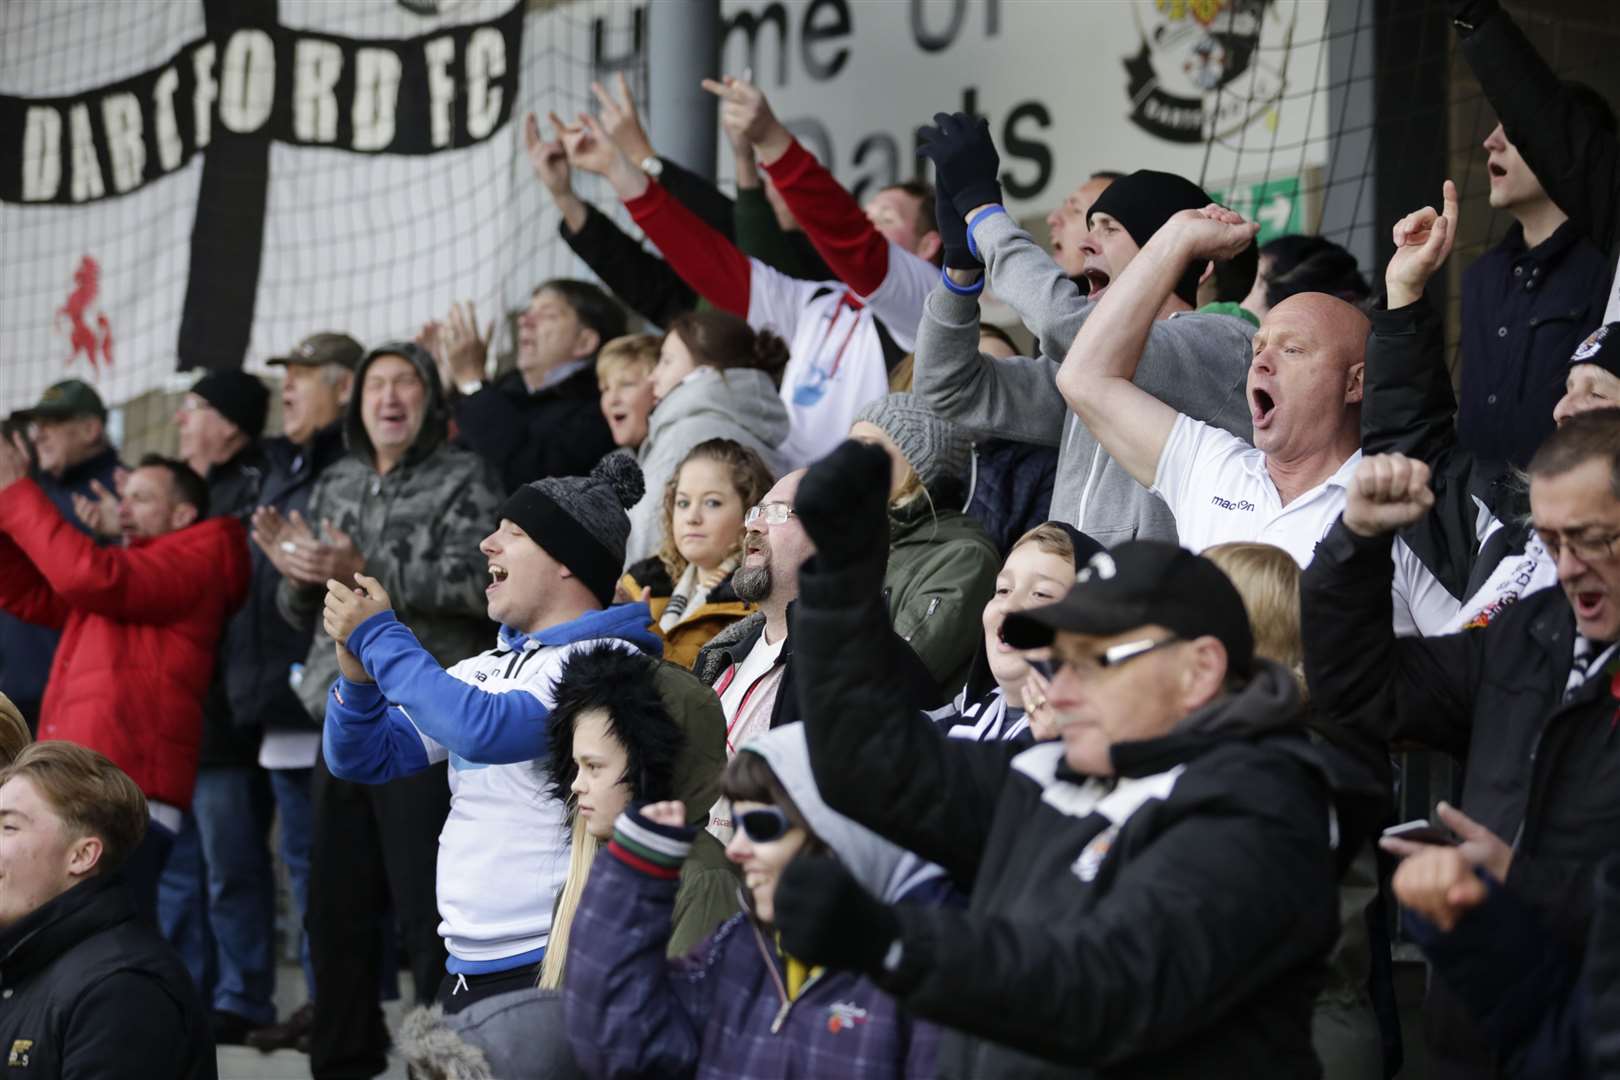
[1455,1,1620,254]
[0,532,69,630]
[793,442,1019,887]
[0,477,244,624]
[1056,207,1256,488]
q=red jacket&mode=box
[0,479,249,809]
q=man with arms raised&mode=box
[1058,203,1457,633]
[766,440,1379,1078]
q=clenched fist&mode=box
[1343,454,1434,538]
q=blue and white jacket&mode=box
[324,603,661,973]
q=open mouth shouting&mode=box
[487,562,509,593]
[1251,387,1278,430]
[1082,267,1112,302]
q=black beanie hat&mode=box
[1569,324,1620,381]
[192,370,270,438]
[1086,169,1214,307]
[497,453,645,607]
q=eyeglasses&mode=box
[1029,635,1182,681]
[744,503,796,529]
[1536,528,1620,564]
[736,806,794,844]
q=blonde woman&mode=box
[621,439,774,669]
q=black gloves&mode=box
[928,170,980,270]
[794,440,891,571]
[917,112,1002,219]
[775,853,900,976]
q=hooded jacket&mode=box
[791,533,1385,1079]
[882,500,1000,695]
[625,366,791,565]
[0,874,215,1080]
[325,601,660,970]
[0,479,249,809]
[564,723,946,1080]
[913,215,1253,546]
[542,645,740,959]
[281,343,504,723]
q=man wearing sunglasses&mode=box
[769,440,1381,1079]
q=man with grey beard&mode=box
[693,468,944,839]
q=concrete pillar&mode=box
[647,0,720,181]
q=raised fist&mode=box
[1343,454,1435,538]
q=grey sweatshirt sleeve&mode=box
[912,284,1068,448]
[1135,313,1255,440]
[975,211,1094,359]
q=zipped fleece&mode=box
[913,213,1253,545]
[323,603,660,968]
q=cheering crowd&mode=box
[1,1,1618,1077]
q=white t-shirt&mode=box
[707,629,789,843]
[1152,415,1462,636]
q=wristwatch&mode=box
[457,378,484,396]
[640,155,664,179]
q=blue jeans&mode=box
[268,766,315,999]
[159,767,276,1024]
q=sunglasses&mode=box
[736,806,794,844]
[1026,635,1183,681]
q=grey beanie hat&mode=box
[497,452,645,606]
[854,392,973,499]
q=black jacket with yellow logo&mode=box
[0,876,213,1079]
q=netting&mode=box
[0,0,649,418]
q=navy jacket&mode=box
[0,446,120,722]
[453,364,615,494]
[220,423,347,736]
[1457,220,1607,467]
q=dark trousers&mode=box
[124,817,175,927]
[435,962,544,1015]
[308,748,449,1080]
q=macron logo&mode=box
[1210,495,1256,512]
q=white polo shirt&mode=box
[1152,415,1461,636]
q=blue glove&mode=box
[917,111,1002,219]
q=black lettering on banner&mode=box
[800,0,852,82]
[0,0,526,206]
[721,4,791,87]
[999,100,1052,200]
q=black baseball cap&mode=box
[1002,541,1255,676]
[13,379,107,424]
[269,332,364,370]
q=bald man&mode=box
[1058,205,1460,634]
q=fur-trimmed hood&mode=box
[545,642,725,829]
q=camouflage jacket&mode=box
[280,444,503,723]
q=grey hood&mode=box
[647,366,791,456]
[343,340,451,468]
[740,723,944,903]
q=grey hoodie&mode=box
[625,365,791,565]
[914,213,1254,546]
[742,723,943,904]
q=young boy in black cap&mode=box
[768,439,1383,1080]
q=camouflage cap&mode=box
[269,332,364,370]
[13,379,107,423]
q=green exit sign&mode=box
[1207,176,1303,245]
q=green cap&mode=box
[269,332,364,370]
[14,379,107,423]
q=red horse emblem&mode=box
[55,256,114,372]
